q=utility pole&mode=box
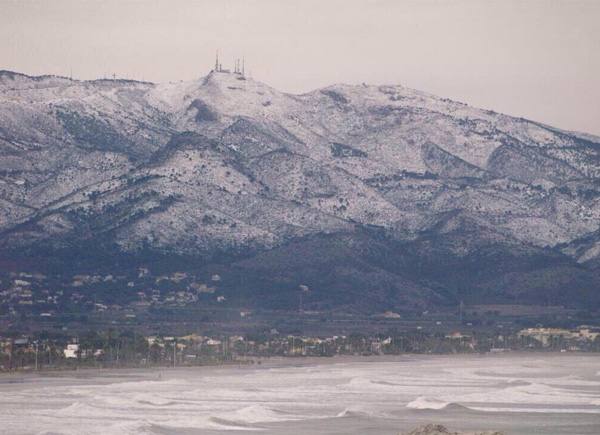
[34,341,39,371]
[299,285,309,314]
[173,339,176,368]
[8,339,12,371]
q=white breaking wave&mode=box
[406,396,455,410]
[3,354,600,434]
[336,408,363,418]
[335,406,389,419]
[222,404,299,424]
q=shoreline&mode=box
[2,351,597,381]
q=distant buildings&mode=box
[380,311,401,319]
[518,327,600,348]
[63,343,79,359]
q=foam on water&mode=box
[468,406,600,414]
[454,380,600,408]
[406,396,457,410]
[2,355,600,434]
[335,405,390,419]
[223,404,300,424]
[336,408,366,418]
[206,417,261,431]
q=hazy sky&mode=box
[1,0,599,135]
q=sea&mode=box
[1,354,599,434]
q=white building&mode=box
[64,343,79,359]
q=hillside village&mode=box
[1,266,599,371]
[2,264,599,325]
[0,268,228,318]
[2,263,600,373]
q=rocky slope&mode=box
[1,69,599,311]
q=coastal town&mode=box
[2,267,599,372]
[2,324,600,372]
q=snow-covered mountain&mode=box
[1,69,599,311]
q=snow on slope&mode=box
[1,69,600,266]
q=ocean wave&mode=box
[500,379,531,388]
[469,405,600,414]
[36,419,155,435]
[406,396,451,410]
[371,379,402,387]
[132,393,182,407]
[142,417,259,433]
[345,376,400,390]
[335,407,372,418]
[55,401,104,416]
[222,404,302,424]
[61,392,198,412]
[136,399,179,407]
[406,396,469,411]
[207,417,261,431]
[454,380,600,407]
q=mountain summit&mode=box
[1,69,599,311]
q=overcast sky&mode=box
[1,0,599,135]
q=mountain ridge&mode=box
[1,69,599,311]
